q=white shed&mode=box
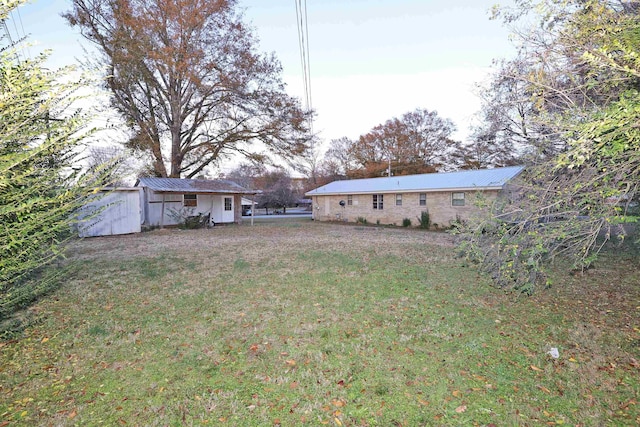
[77,188,143,237]
[135,177,258,227]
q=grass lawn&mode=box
[1,221,639,426]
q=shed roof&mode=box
[136,177,258,194]
[305,166,524,196]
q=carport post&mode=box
[251,195,255,226]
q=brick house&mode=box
[305,166,524,227]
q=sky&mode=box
[9,0,516,165]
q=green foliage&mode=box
[417,210,430,229]
[458,0,640,293]
[356,216,368,225]
[402,217,411,227]
[0,1,102,327]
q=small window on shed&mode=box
[347,195,353,206]
[452,192,465,206]
[224,197,232,211]
[395,194,402,206]
[419,193,427,206]
[184,194,197,207]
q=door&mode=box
[210,195,235,224]
[222,196,234,223]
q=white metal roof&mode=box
[136,177,258,194]
[305,166,524,196]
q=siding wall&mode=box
[78,189,143,237]
[311,190,498,227]
[143,190,240,226]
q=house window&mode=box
[373,194,384,210]
[347,195,353,206]
[395,194,402,206]
[452,192,465,206]
[224,197,232,211]
[184,194,197,207]
[419,193,427,206]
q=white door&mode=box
[222,196,234,223]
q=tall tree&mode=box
[255,170,298,214]
[457,0,640,293]
[65,0,312,178]
[1,1,105,327]
[332,108,457,179]
[317,137,355,179]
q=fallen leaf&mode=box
[530,365,543,372]
[455,405,467,413]
[334,417,343,426]
[285,359,296,367]
[538,385,551,394]
[68,409,77,419]
[331,399,345,408]
[418,399,430,406]
[452,390,462,397]
[41,337,49,343]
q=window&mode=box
[395,194,402,206]
[419,193,427,206]
[224,197,232,211]
[373,194,384,210]
[184,193,197,207]
[347,195,353,206]
[452,192,465,206]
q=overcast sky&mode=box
[11,0,516,166]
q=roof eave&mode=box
[306,185,506,197]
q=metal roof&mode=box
[305,166,524,196]
[136,177,258,194]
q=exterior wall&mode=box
[311,190,498,227]
[143,190,238,226]
[78,189,143,237]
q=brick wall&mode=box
[311,190,498,227]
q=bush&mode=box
[417,211,430,229]
[402,218,411,227]
[167,207,210,229]
[356,217,368,225]
[1,2,106,330]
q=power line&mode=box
[294,0,313,133]
[13,7,31,59]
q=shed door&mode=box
[222,196,234,223]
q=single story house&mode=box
[136,177,259,227]
[305,166,524,227]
